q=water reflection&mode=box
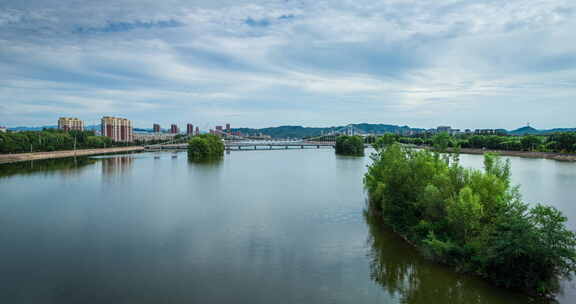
[0,157,96,179]
[364,207,548,304]
[101,156,134,182]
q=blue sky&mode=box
[0,0,575,130]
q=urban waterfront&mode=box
[1,149,575,303]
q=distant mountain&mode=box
[544,128,576,134]
[133,128,154,133]
[509,126,540,135]
[8,125,57,131]
[509,126,576,135]
[232,123,426,139]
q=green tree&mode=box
[335,135,364,156]
[521,135,541,151]
[373,133,397,150]
[432,132,451,152]
[364,143,576,295]
[187,134,224,161]
[446,187,483,242]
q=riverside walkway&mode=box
[0,146,145,164]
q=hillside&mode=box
[509,126,576,135]
[232,123,423,138]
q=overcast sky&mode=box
[1,0,575,130]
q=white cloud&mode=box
[1,0,575,129]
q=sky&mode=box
[1,0,575,130]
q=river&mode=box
[0,149,575,303]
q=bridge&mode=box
[143,124,375,151]
[145,140,338,151]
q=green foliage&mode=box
[187,134,225,161]
[364,143,576,295]
[520,135,541,151]
[335,135,364,156]
[432,132,452,152]
[548,132,576,152]
[372,133,397,150]
[0,129,126,154]
[396,132,576,153]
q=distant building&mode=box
[437,126,451,134]
[187,124,194,135]
[153,124,161,133]
[195,126,200,136]
[170,124,179,134]
[101,116,133,142]
[134,133,177,142]
[215,125,223,132]
[58,117,84,131]
[226,123,231,132]
[0,126,6,133]
[475,129,496,135]
[465,129,472,134]
[495,129,508,136]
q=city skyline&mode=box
[1,1,576,129]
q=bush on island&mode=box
[335,135,364,156]
[188,134,225,161]
[364,143,576,296]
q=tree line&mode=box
[386,132,576,153]
[0,129,127,154]
[364,140,576,296]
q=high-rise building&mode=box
[215,126,223,132]
[153,124,161,133]
[101,116,133,142]
[437,126,452,133]
[187,124,194,135]
[170,124,179,134]
[226,123,231,132]
[58,117,84,131]
[195,126,200,136]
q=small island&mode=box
[364,142,576,296]
[335,135,365,156]
[187,134,225,161]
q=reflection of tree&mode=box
[0,157,96,179]
[364,207,542,304]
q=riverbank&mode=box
[456,148,576,162]
[0,146,145,164]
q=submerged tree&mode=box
[364,143,576,296]
[335,135,364,156]
[187,134,225,161]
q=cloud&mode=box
[0,0,575,129]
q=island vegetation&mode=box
[364,138,576,296]
[335,135,364,156]
[187,134,225,161]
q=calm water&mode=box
[1,149,575,304]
